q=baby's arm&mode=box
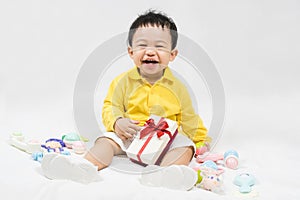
[102,73,141,140]
[179,86,208,144]
[102,76,126,131]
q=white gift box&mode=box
[126,115,178,166]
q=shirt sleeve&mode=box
[178,85,210,144]
[102,75,126,131]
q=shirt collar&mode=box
[128,66,175,82]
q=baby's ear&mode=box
[169,49,178,61]
[127,46,134,58]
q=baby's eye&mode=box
[155,45,164,48]
[138,44,147,47]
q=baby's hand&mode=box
[114,118,141,141]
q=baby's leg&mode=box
[84,137,124,170]
[160,146,194,166]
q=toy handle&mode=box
[224,150,239,169]
[196,153,224,163]
[10,137,28,152]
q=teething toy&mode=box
[62,133,81,148]
[201,160,219,170]
[201,173,222,192]
[224,150,239,169]
[196,149,240,170]
[32,152,44,162]
[72,141,86,154]
[196,153,224,163]
[193,159,225,193]
[9,132,42,154]
[195,142,210,155]
[32,150,70,162]
[233,173,255,193]
[200,160,224,174]
[62,133,88,151]
[33,138,70,162]
[41,138,66,153]
[194,166,223,192]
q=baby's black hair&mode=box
[128,10,178,50]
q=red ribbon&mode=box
[139,118,172,139]
[137,118,173,163]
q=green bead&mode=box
[196,170,203,184]
[62,133,81,141]
[195,141,204,148]
[12,132,22,136]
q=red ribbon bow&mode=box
[139,118,172,139]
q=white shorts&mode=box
[97,132,196,155]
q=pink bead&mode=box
[72,141,86,154]
[225,157,238,169]
[196,146,208,155]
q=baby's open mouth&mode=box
[142,60,159,64]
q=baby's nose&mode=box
[145,47,156,55]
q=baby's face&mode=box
[128,25,178,82]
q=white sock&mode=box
[140,165,197,191]
[41,153,102,184]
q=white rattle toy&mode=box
[9,132,42,154]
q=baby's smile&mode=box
[142,59,159,64]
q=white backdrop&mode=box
[1,0,299,140]
[1,0,300,198]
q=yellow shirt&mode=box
[102,66,209,144]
